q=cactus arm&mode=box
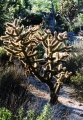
[27,51,38,57]
[31,59,45,63]
[52,42,63,53]
[23,39,38,46]
[52,40,60,49]
[16,31,30,42]
[14,26,24,35]
[10,41,22,47]
[57,46,72,52]
[4,46,19,55]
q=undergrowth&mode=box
[0,103,53,120]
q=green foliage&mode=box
[24,110,37,120]
[35,43,45,59]
[0,47,6,59]
[70,54,83,65]
[52,0,60,11]
[78,0,83,7]
[28,0,61,13]
[0,107,12,120]
[71,71,83,85]
[16,103,52,120]
[0,0,8,35]
[16,107,24,120]
[59,0,78,19]
[0,99,52,120]
[58,0,78,31]
[6,0,31,21]
[73,15,83,32]
[29,0,52,13]
[37,50,44,58]
[36,103,52,120]
[67,54,83,76]
[77,13,83,29]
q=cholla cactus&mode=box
[0,19,72,104]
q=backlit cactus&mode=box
[0,19,72,104]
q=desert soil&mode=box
[23,76,83,120]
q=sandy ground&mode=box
[23,76,83,120]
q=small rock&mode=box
[79,103,83,106]
[79,114,83,117]
[68,100,74,104]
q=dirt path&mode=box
[24,76,83,120]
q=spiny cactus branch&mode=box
[0,19,72,104]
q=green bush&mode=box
[0,47,6,58]
[15,103,53,120]
[66,56,81,75]
[36,103,52,120]
[71,71,83,86]
[0,107,12,120]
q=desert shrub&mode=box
[73,38,83,52]
[70,71,83,89]
[0,47,6,58]
[65,38,83,84]
[70,71,83,102]
[0,65,31,113]
[14,103,52,120]
[0,47,9,65]
[66,37,83,75]
[36,103,52,120]
[0,107,12,120]
[66,54,83,75]
[0,65,25,86]
[73,26,80,34]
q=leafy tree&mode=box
[29,0,61,13]
[28,0,52,13]
[58,0,78,31]
[6,0,31,21]
[59,0,78,22]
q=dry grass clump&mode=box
[0,64,32,113]
[67,38,83,74]
[0,47,9,66]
